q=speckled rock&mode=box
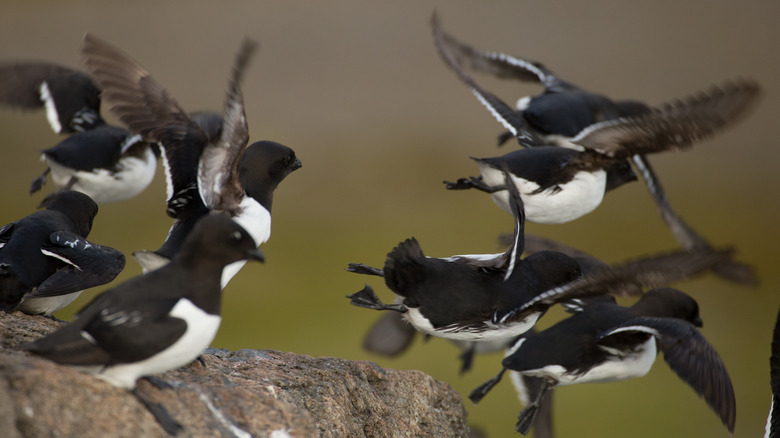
[0,312,470,437]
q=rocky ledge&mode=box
[0,312,469,437]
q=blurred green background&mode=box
[1,1,778,437]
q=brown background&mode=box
[1,1,778,437]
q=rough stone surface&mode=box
[0,312,470,437]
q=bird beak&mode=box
[292,158,302,171]
[693,316,703,328]
[248,248,265,263]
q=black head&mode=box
[604,160,637,192]
[614,99,651,118]
[176,213,264,268]
[41,190,98,237]
[632,287,703,327]
[239,141,301,211]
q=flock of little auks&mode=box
[346,13,770,437]
[0,10,773,437]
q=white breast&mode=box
[523,337,657,386]
[220,197,271,288]
[479,164,606,224]
[87,298,221,389]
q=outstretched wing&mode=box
[599,317,735,433]
[81,33,207,218]
[0,61,102,133]
[431,13,546,147]
[571,79,761,158]
[197,38,258,214]
[29,231,126,298]
[430,11,570,92]
[503,248,732,322]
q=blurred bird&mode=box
[0,191,125,315]
[348,170,729,344]
[432,12,760,285]
[360,233,612,374]
[79,34,301,287]
[0,61,157,203]
[23,213,264,435]
[470,288,735,435]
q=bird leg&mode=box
[515,378,552,435]
[346,263,384,277]
[469,367,507,404]
[444,176,504,193]
[347,285,406,312]
[29,167,51,194]
[458,342,476,375]
[132,386,183,436]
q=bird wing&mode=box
[431,13,546,147]
[362,311,417,357]
[570,79,761,158]
[80,33,207,219]
[599,317,736,433]
[0,221,14,246]
[0,61,102,133]
[0,62,81,108]
[27,231,126,298]
[502,248,732,322]
[25,296,186,365]
[197,38,258,214]
[430,12,570,92]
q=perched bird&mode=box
[470,288,735,435]
[348,170,729,344]
[23,213,264,434]
[766,306,780,438]
[0,191,125,315]
[0,61,157,203]
[80,34,301,286]
[431,12,760,285]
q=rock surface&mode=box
[0,312,470,437]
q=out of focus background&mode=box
[1,1,778,437]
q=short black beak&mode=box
[292,158,302,171]
[248,248,265,263]
[693,315,703,328]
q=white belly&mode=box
[480,166,606,224]
[524,337,657,386]
[79,298,221,389]
[46,148,157,203]
[404,307,541,342]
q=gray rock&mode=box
[0,312,470,437]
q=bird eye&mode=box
[232,231,242,241]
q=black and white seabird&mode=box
[470,288,735,435]
[0,191,125,315]
[348,170,729,344]
[0,61,157,203]
[431,12,760,285]
[23,213,264,434]
[79,34,301,286]
[359,233,613,374]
